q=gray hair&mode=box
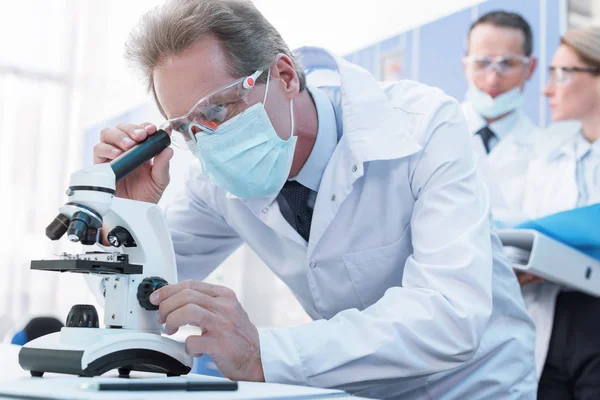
[125,0,306,117]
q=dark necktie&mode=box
[280,181,313,241]
[475,126,497,154]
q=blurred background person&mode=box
[461,11,540,213]
[518,26,600,399]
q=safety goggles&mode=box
[547,65,600,86]
[463,55,530,77]
[160,69,265,149]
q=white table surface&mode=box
[0,343,367,400]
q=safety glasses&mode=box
[463,55,530,77]
[547,65,600,86]
[160,70,264,149]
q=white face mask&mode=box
[193,69,297,199]
[466,83,525,119]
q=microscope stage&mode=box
[31,259,143,275]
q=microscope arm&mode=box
[101,197,178,331]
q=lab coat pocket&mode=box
[343,225,411,309]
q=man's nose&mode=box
[543,81,554,97]
[484,68,504,86]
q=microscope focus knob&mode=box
[66,304,99,328]
[137,277,168,311]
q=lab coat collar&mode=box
[296,46,422,163]
[297,47,424,254]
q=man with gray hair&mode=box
[94,0,536,398]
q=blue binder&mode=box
[517,203,600,261]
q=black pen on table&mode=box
[80,380,238,391]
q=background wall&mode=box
[345,0,566,128]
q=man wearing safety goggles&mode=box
[94,0,535,398]
[461,11,542,213]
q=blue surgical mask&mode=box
[466,83,524,118]
[193,71,297,199]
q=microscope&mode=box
[18,130,194,377]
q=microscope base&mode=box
[18,328,194,377]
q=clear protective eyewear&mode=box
[463,55,530,77]
[547,65,600,86]
[160,69,265,149]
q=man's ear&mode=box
[270,54,300,99]
[527,57,538,81]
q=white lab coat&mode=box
[520,128,600,376]
[165,47,536,399]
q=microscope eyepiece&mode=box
[109,129,171,182]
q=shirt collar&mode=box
[572,131,600,159]
[488,109,521,140]
[290,84,338,192]
[463,101,522,140]
[592,138,600,155]
[547,130,600,161]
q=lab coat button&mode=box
[352,165,358,172]
[309,261,317,268]
[261,207,269,214]
[331,194,336,201]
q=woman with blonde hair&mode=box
[519,26,600,398]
